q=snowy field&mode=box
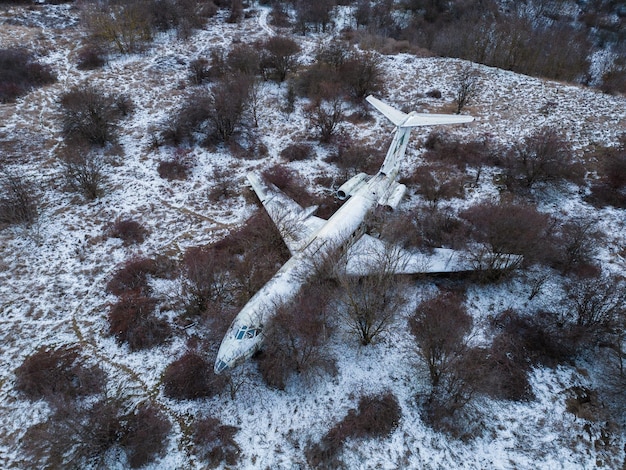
[1,2,625,469]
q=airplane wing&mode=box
[366,95,408,126]
[343,234,519,275]
[247,173,326,255]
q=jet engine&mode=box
[336,172,369,200]
[378,182,407,210]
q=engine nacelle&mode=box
[378,183,407,210]
[336,172,369,200]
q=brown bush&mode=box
[15,345,105,402]
[460,201,554,275]
[0,48,55,103]
[280,143,314,161]
[410,291,472,388]
[404,165,465,206]
[106,257,158,296]
[123,404,171,468]
[0,171,38,228]
[181,245,229,315]
[21,394,170,469]
[157,148,194,180]
[107,295,171,350]
[325,137,385,174]
[60,86,128,146]
[338,50,385,100]
[260,36,300,81]
[192,416,240,466]
[106,218,147,245]
[21,395,124,469]
[261,165,316,207]
[306,392,401,468]
[549,218,603,274]
[587,142,626,208]
[76,44,107,70]
[406,206,469,250]
[257,283,336,390]
[162,351,226,399]
[305,88,345,143]
[503,127,583,190]
[422,131,498,172]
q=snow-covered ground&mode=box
[1,2,625,469]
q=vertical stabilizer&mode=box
[367,95,474,176]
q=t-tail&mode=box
[366,95,474,177]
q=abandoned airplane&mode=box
[215,95,501,374]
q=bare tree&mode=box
[454,65,479,114]
[306,86,345,143]
[337,240,407,345]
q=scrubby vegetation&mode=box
[0,48,55,103]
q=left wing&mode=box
[247,173,325,254]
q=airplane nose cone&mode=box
[214,359,229,374]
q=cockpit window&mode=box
[235,325,262,340]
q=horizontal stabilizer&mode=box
[366,95,407,126]
[366,95,474,128]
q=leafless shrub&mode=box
[162,350,226,399]
[339,50,385,100]
[15,345,105,402]
[280,143,314,161]
[460,201,553,277]
[503,127,583,190]
[21,395,170,469]
[21,395,124,469]
[404,165,465,206]
[60,86,128,146]
[107,294,171,350]
[157,148,194,180]
[106,217,147,246]
[82,0,153,54]
[76,43,107,70]
[549,218,603,274]
[587,141,626,208]
[260,36,301,81]
[258,283,336,390]
[305,85,345,143]
[59,145,106,199]
[188,57,211,85]
[410,291,472,388]
[164,76,250,145]
[326,137,385,174]
[123,404,171,468]
[261,165,316,207]
[306,392,401,468]
[181,246,229,315]
[226,43,261,77]
[422,131,498,182]
[106,257,158,296]
[0,171,38,228]
[406,205,468,250]
[192,416,240,466]
[0,48,55,103]
[563,275,626,338]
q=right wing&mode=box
[343,234,520,275]
[247,173,326,255]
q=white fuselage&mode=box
[214,172,394,373]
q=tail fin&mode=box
[367,95,474,176]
